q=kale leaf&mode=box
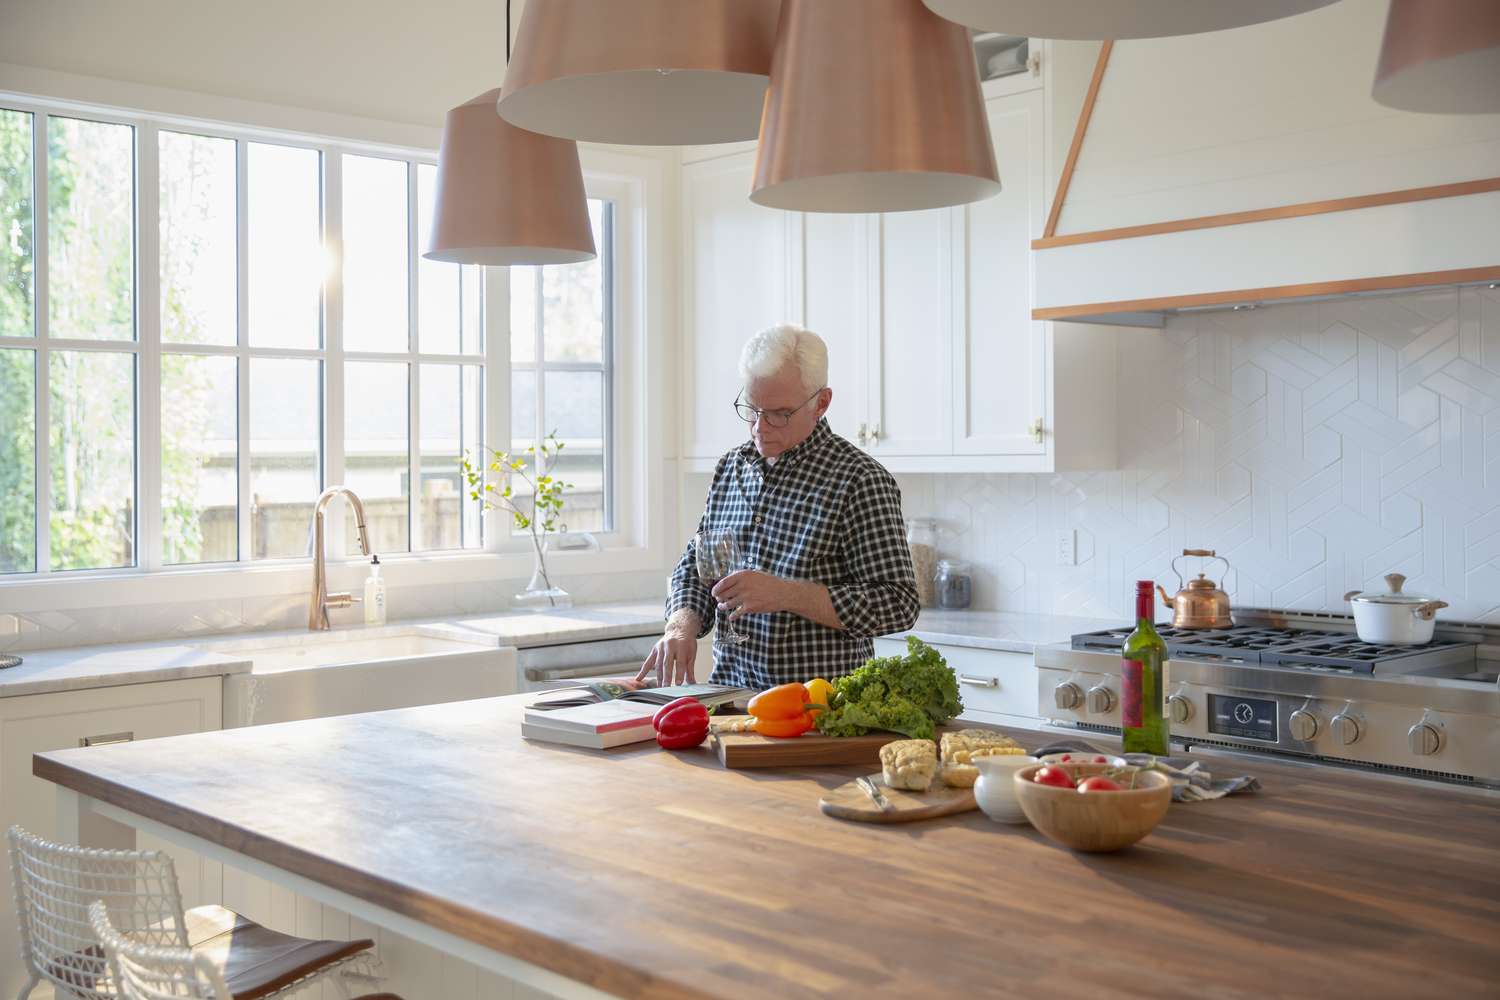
[815,637,962,740]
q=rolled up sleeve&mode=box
[826,468,920,639]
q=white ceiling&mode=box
[0,0,521,128]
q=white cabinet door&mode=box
[956,88,1048,456]
[869,208,956,457]
[681,152,799,459]
[802,211,873,446]
[0,677,222,1000]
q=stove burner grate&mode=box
[1070,623,1478,674]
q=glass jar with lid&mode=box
[905,519,938,607]
[935,559,972,610]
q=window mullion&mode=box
[235,138,251,563]
[137,122,163,572]
[483,265,507,553]
[323,149,347,559]
[406,161,420,553]
[33,111,51,575]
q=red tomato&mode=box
[1059,754,1073,761]
[1077,776,1122,793]
[1092,755,1109,764]
[1033,765,1076,789]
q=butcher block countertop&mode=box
[35,696,1500,999]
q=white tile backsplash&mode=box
[898,286,1500,624]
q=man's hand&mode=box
[636,611,701,687]
[712,570,794,617]
[713,570,845,630]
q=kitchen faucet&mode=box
[308,486,373,631]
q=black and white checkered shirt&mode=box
[666,418,919,690]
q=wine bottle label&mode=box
[1121,657,1143,728]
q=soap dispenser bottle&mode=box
[363,555,386,625]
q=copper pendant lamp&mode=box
[1373,0,1500,114]
[920,0,1338,40]
[497,0,782,145]
[751,0,1000,214]
[424,88,595,265]
[424,1,595,266]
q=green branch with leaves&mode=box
[461,432,574,595]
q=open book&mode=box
[527,681,748,712]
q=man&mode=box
[639,325,919,691]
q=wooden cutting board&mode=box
[820,773,978,824]
[710,716,920,769]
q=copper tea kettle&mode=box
[1157,549,1233,629]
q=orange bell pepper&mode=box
[753,714,813,738]
[746,682,811,722]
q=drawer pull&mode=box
[80,731,134,748]
[958,675,998,688]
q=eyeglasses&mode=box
[734,388,825,428]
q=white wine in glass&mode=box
[696,528,748,645]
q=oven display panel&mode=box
[1208,694,1278,742]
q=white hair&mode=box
[739,325,829,394]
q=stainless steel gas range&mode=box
[1035,608,1500,788]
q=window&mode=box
[0,99,509,577]
[509,199,614,534]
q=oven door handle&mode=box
[525,662,643,683]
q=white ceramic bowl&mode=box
[972,754,1038,823]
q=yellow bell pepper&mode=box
[804,677,835,719]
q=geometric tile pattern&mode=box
[898,286,1500,623]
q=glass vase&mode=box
[515,534,572,611]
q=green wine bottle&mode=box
[1122,580,1169,755]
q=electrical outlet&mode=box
[1055,529,1076,566]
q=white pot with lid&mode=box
[1342,573,1448,644]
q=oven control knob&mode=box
[1054,682,1083,711]
[1408,722,1441,757]
[1086,685,1115,715]
[1330,712,1361,746]
[1167,694,1193,724]
[1288,709,1318,742]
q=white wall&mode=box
[897,286,1500,624]
[1060,0,1500,233]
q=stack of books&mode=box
[521,683,747,750]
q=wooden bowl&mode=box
[1013,762,1172,852]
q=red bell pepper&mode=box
[653,697,709,750]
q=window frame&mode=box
[0,91,663,611]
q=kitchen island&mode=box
[35,695,1500,999]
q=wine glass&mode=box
[695,528,749,645]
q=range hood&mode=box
[1031,7,1500,328]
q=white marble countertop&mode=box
[898,608,1124,654]
[0,643,253,699]
[0,601,667,700]
[444,600,664,647]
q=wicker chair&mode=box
[9,826,383,1000]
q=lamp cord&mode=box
[506,0,512,64]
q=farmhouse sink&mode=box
[193,627,518,727]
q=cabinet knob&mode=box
[856,423,868,447]
[1028,418,1043,444]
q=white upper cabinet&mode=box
[955,88,1047,456]
[681,150,799,461]
[679,61,1115,473]
[869,208,956,458]
[802,211,871,446]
